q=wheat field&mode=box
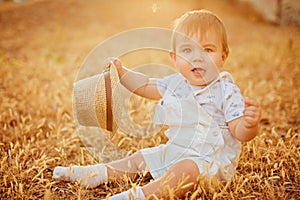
[0,0,299,199]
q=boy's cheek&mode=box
[176,52,194,61]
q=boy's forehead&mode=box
[175,30,221,46]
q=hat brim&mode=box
[73,63,120,132]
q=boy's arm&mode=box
[104,57,162,100]
[228,97,261,142]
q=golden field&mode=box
[0,0,299,199]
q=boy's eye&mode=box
[182,48,192,53]
[204,48,213,53]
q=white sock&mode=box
[108,186,146,200]
[53,164,107,188]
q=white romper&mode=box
[140,72,244,181]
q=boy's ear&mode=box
[169,51,176,62]
[222,52,228,62]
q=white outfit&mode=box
[140,71,244,181]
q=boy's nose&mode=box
[192,49,205,62]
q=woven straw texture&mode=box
[73,74,99,127]
[73,64,120,132]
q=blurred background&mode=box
[0,0,299,199]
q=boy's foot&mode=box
[53,164,108,188]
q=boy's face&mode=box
[170,30,227,86]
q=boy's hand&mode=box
[243,97,261,128]
[103,57,122,72]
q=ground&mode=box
[0,0,299,199]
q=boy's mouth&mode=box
[192,67,206,76]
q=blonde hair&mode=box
[171,10,229,56]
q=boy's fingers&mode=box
[112,58,122,68]
[245,97,259,107]
[103,58,113,69]
[244,116,258,128]
[103,57,121,70]
[244,109,260,119]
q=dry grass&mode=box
[0,0,300,199]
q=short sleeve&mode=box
[223,82,245,122]
[155,74,178,97]
[156,78,167,97]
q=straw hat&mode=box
[72,63,120,133]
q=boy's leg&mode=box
[107,159,200,199]
[106,151,148,180]
[53,151,148,188]
[141,159,200,198]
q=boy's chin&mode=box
[192,76,217,86]
[187,79,207,86]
